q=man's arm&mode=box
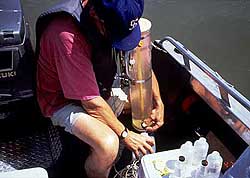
[81,97,125,135]
[81,97,155,158]
[145,71,164,132]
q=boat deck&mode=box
[0,41,249,178]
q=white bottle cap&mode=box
[181,141,193,150]
[212,151,220,156]
[199,137,206,142]
[185,141,193,147]
[139,17,152,33]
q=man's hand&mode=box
[143,71,164,132]
[123,130,155,158]
[145,98,164,132]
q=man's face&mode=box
[89,7,110,39]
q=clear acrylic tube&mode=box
[129,18,153,131]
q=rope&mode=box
[113,158,141,178]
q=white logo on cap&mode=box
[129,18,139,30]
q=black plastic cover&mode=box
[0,0,34,105]
[0,0,25,46]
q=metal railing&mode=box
[155,36,250,144]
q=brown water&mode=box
[21,0,250,100]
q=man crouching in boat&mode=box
[35,0,164,177]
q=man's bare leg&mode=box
[72,113,119,178]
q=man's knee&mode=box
[97,132,119,161]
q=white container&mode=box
[141,132,156,153]
[132,132,156,160]
[206,151,223,178]
[0,167,48,178]
[139,149,181,178]
[192,137,209,166]
[171,156,186,178]
[194,160,208,178]
[180,141,194,166]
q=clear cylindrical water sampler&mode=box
[129,18,153,131]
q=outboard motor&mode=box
[0,0,34,117]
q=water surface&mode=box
[21,0,250,99]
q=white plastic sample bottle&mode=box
[192,137,209,166]
[141,132,156,152]
[169,155,186,178]
[180,141,194,166]
[132,132,156,160]
[195,160,208,178]
[206,151,223,178]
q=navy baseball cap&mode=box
[93,0,144,51]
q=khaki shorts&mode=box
[51,96,126,134]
